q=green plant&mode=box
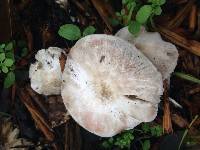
[178,115,199,150]
[142,123,163,137]
[142,140,150,150]
[102,130,134,149]
[174,72,200,84]
[115,130,134,149]
[113,0,166,35]
[102,123,163,150]
[58,24,96,41]
[0,42,15,88]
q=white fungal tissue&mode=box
[29,28,179,137]
[115,27,179,79]
[61,35,163,137]
[29,47,66,95]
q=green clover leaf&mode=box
[2,66,8,73]
[83,26,96,37]
[4,71,15,88]
[0,53,6,61]
[136,5,152,24]
[4,58,14,67]
[58,24,81,41]
[5,42,13,51]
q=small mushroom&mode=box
[115,27,179,79]
[61,34,163,137]
[29,47,66,95]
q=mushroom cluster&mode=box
[29,28,178,137]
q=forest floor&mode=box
[0,0,200,150]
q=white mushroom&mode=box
[61,34,163,137]
[29,47,66,95]
[115,27,179,79]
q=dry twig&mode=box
[163,80,173,133]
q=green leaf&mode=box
[0,53,5,61]
[2,66,8,73]
[4,71,15,88]
[128,21,141,35]
[174,72,200,84]
[102,138,114,149]
[122,0,129,5]
[150,125,163,137]
[159,0,166,5]
[5,42,13,51]
[142,140,150,150]
[83,26,96,37]
[58,24,81,41]
[4,58,14,67]
[148,0,157,4]
[136,5,152,24]
[114,130,134,149]
[127,2,136,11]
[154,6,162,15]
[142,123,150,133]
[148,0,165,5]
[6,52,14,60]
[0,48,3,52]
[0,44,5,49]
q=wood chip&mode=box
[48,96,70,128]
[172,114,188,128]
[172,113,199,135]
[59,52,67,73]
[163,80,173,133]
[90,0,114,32]
[189,5,197,32]
[156,26,200,56]
[167,0,195,29]
[64,120,82,150]
[18,88,55,142]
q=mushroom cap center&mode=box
[100,82,112,99]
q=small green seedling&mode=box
[102,130,134,150]
[102,123,163,150]
[58,24,96,41]
[142,140,151,150]
[141,123,163,137]
[0,42,15,88]
[112,0,166,35]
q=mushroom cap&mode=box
[61,34,163,137]
[115,27,179,79]
[29,47,65,95]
